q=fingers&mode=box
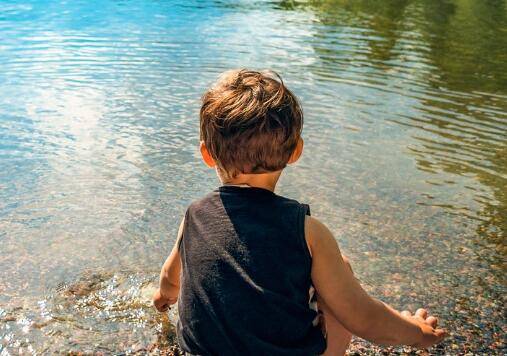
[404,308,447,348]
[154,300,170,312]
[434,328,448,344]
[401,310,412,318]
[426,316,438,328]
[402,308,440,328]
[415,308,428,319]
[153,289,172,313]
[435,328,447,337]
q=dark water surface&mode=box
[1,0,506,354]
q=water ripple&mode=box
[1,0,506,354]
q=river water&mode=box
[1,0,505,354]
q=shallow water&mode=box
[0,0,505,354]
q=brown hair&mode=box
[200,69,303,178]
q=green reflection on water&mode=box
[280,0,507,250]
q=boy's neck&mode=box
[220,170,282,192]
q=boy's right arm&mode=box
[306,216,447,348]
[153,217,184,312]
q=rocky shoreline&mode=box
[1,270,505,354]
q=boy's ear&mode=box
[288,138,304,164]
[200,141,216,168]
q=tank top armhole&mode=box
[177,208,191,252]
[299,203,313,266]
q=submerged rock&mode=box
[63,272,112,297]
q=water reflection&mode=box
[279,0,506,248]
[0,0,506,354]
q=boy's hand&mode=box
[153,288,176,312]
[402,308,447,348]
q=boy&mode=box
[153,69,447,355]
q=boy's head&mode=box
[199,69,304,179]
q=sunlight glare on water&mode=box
[0,0,506,354]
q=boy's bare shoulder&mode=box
[304,215,341,256]
[305,215,334,239]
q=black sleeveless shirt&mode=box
[176,185,326,356]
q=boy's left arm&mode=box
[153,217,184,312]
